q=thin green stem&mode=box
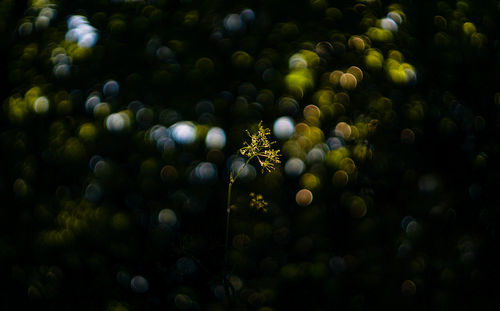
[224,155,255,262]
[223,155,257,299]
[224,181,232,265]
[231,155,256,183]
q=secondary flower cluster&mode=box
[249,192,268,213]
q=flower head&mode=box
[249,192,268,213]
[239,122,281,173]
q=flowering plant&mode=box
[223,121,280,297]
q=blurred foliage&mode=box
[2,0,500,310]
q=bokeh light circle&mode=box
[130,275,149,293]
[171,122,196,144]
[284,158,305,177]
[205,127,226,149]
[158,209,178,227]
[273,117,295,140]
[296,189,313,206]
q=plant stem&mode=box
[231,155,255,184]
[223,155,256,298]
[224,181,232,265]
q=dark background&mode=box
[1,0,500,310]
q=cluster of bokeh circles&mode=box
[3,0,500,310]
